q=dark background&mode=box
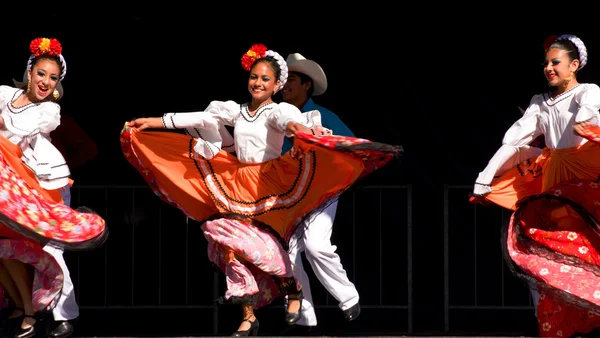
[2,8,600,337]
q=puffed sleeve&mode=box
[37,102,61,135]
[161,100,238,129]
[473,97,543,194]
[0,85,12,106]
[4,102,60,138]
[267,102,307,132]
[574,84,600,124]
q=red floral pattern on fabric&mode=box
[203,218,296,308]
[536,291,600,337]
[0,239,63,312]
[508,179,600,336]
[0,148,106,243]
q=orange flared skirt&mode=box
[120,124,402,244]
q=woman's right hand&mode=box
[469,183,492,205]
[574,120,590,136]
[468,194,492,206]
[286,121,311,136]
[128,117,163,131]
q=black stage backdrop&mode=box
[1,8,599,336]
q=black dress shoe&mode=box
[14,315,37,338]
[14,325,35,338]
[343,303,361,321]
[232,317,259,336]
[49,321,74,338]
[285,291,303,325]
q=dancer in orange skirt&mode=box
[122,43,402,335]
[471,34,600,337]
[0,37,107,338]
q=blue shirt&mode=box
[281,98,354,154]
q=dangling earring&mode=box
[563,71,574,89]
[52,89,60,100]
[26,81,31,93]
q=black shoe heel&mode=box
[285,290,303,325]
[14,314,37,338]
[232,317,259,336]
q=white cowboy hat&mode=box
[13,69,64,100]
[285,53,327,96]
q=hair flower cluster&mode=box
[29,37,62,57]
[241,43,268,71]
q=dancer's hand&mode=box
[468,194,492,206]
[311,126,332,136]
[128,117,162,131]
[574,120,590,136]
[286,121,311,136]
[0,117,5,130]
[470,182,493,206]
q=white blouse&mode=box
[162,100,308,164]
[0,85,70,190]
[474,83,600,193]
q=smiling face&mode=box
[282,72,311,109]
[247,60,280,103]
[543,47,579,88]
[27,57,61,101]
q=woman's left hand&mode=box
[128,117,163,131]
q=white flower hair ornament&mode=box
[556,34,588,70]
[240,43,288,91]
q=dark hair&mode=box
[549,39,581,72]
[250,57,282,85]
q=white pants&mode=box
[43,245,79,321]
[287,200,359,326]
[43,184,79,321]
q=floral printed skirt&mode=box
[0,135,107,250]
[505,180,600,337]
[491,128,600,337]
[0,134,107,313]
[203,218,298,308]
[0,238,63,312]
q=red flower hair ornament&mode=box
[241,43,268,71]
[29,37,62,57]
[239,43,288,90]
[26,37,67,82]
